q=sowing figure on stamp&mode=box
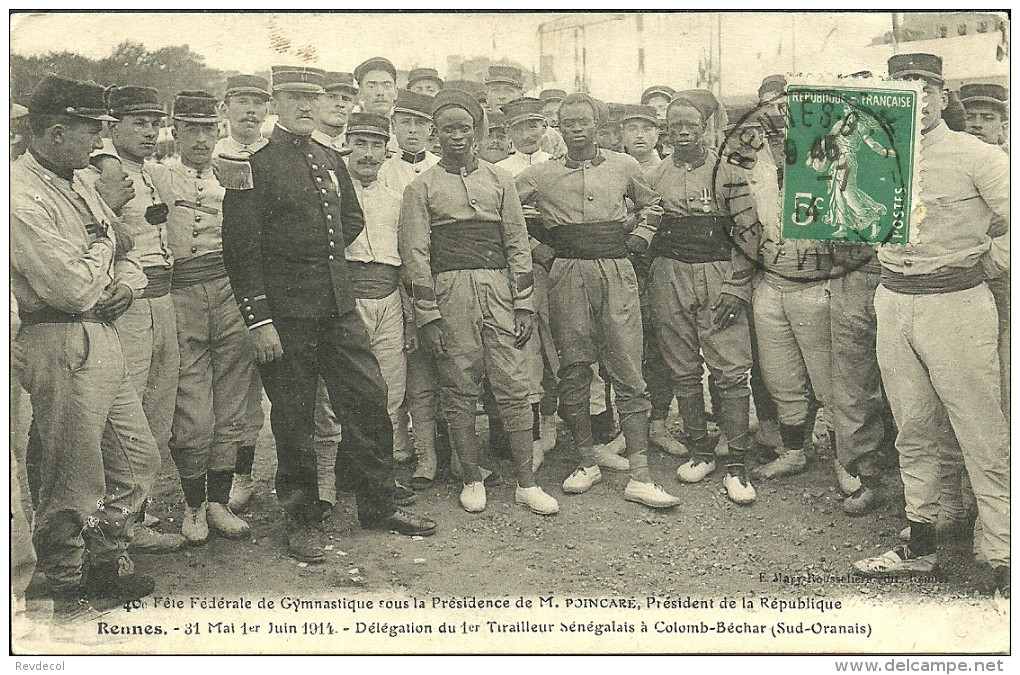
[808,110,896,241]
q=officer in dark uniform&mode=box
[221,66,437,564]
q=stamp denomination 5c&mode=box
[780,78,923,245]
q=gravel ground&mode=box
[12,396,1008,654]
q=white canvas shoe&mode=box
[603,433,627,456]
[650,419,688,457]
[181,503,209,545]
[207,503,251,539]
[594,447,629,471]
[754,448,807,479]
[227,474,256,513]
[459,482,486,513]
[834,458,862,495]
[722,468,757,505]
[623,480,682,508]
[562,466,602,494]
[515,485,560,515]
[676,456,716,483]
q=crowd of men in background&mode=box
[9,47,1010,637]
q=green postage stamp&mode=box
[780,78,924,245]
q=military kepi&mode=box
[539,89,567,103]
[173,90,218,123]
[29,73,117,122]
[271,66,326,93]
[758,74,787,98]
[324,72,358,95]
[620,104,658,125]
[485,65,523,88]
[888,53,943,83]
[641,85,676,104]
[959,83,1008,113]
[503,97,544,126]
[393,89,435,120]
[108,86,164,117]
[225,74,270,99]
[354,57,397,84]
[346,111,391,140]
[408,68,443,89]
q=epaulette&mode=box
[213,153,254,190]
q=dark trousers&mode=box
[259,312,395,523]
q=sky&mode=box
[10,12,895,97]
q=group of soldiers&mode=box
[9,47,1010,630]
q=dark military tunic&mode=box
[222,125,395,524]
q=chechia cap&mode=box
[433,87,485,131]
[669,89,719,123]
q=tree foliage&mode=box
[11,41,236,108]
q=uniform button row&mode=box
[247,314,255,321]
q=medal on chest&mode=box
[689,188,713,213]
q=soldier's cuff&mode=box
[410,282,441,329]
[513,297,535,314]
[512,270,535,312]
[238,294,272,329]
[721,281,752,305]
[414,307,443,329]
[631,224,657,245]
